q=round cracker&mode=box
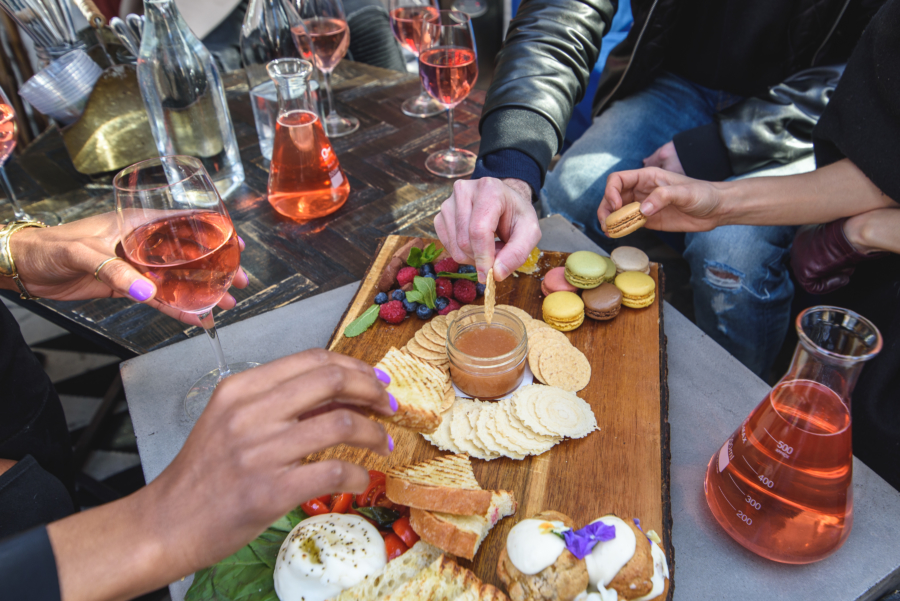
[476,404,527,459]
[430,315,449,339]
[529,326,571,348]
[449,399,484,457]
[421,322,446,346]
[505,397,562,444]
[423,404,462,453]
[406,338,446,361]
[533,389,598,439]
[415,327,446,353]
[496,304,533,325]
[528,341,562,385]
[466,403,500,460]
[512,386,559,437]
[444,309,460,324]
[525,318,551,338]
[491,400,539,455]
[441,386,456,412]
[538,345,591,392]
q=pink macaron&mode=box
[541,266,579,296]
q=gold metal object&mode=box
[0,220,48,300]
[73,0,107,28]
[61,64,159,175]
[94,256,124,282]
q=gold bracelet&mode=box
[0,220,47,300]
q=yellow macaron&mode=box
[542,291,585,331]
[614,271,656,309]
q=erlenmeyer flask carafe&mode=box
[705,306,882,563]
[266,58,350,221]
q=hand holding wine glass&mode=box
[388,0,443,118]
[293,0,359,137]
[419,10,478,178]
[114,156,259,418]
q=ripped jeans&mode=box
[542,72,797,377]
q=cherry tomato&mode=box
[357,479,387,507]
[330,493,354,514]
[316,495,332,505]
[383,533,408,560]
[391,516,419,548]
[300,498,330,516]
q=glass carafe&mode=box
[266,59,349,221]
[705,306,882,564]
[138,0,245,198]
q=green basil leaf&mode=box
[355,506,401,529]
[343,304,380,338]
[413,276,437,309]
[406,246,424,267]
[437,271,478,281]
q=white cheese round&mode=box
[584,516,636,589]
[506,519,568,575]
[274,513,387,601]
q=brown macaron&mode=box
[606,202,648,238]
[582,283,623,320]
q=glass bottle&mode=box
[137,0,245,198]
[266,58,349,221]
[705,306,882,564]
[240,0,315,160]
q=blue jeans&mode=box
[541,72,796,377]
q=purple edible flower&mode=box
[564,521,616,559]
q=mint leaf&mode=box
[406,290,424,304]
[437,271,478,281]
[421,243,442,264]
[413,276,437,309]
[406,246,424,267]
[343,304,380,338]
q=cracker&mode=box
[444,309,460,323]
[430,315,449,338]
[512,386,559,437]
[450,399,492,459]
[538,345,591,393]
[484,267,496,325]
[422,322,446,345]
[497,399,559,455]
[476,404,526,459]
[528,327,571,348]
[533,389,598,439]
[415,327,446,353]
[442,386,455,412]
[423,406,462,454]
[466,403,501,460]
[496,304,532,325]
[406,338,447,362]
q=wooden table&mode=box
[0,61,484,358]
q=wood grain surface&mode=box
[320,236,673,597]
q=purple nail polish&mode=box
[238,236,245,247]
[389,393,398,413]
[374,368,391,385]
[129,280,154,302]
[387,434,394,452]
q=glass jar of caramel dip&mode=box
[447,308,527,400]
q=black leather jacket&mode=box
[478,0,884,183]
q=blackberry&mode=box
[374,292,388,305]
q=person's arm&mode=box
[0,213,248,325]
[45,349,395,601]
[599,159,898,233]
[843,208,900,255]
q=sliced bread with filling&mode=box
[410,490,517,560]
[386,453,492,515]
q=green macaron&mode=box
[602,256,617,282]
[564,251,607,289]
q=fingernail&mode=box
[389,393,398,413]
[129,280,153,302]
[640,201,654,216]
[387,434,394,452]
[238,235,245,246]
[374,368,391,385]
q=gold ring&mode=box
[94,256,124,282]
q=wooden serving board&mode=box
[318,236,672,597]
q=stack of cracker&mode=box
[527,327,591,392]
[424,384,598,460]
[401,304,491,371]
[376,347,452,433]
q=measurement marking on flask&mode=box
[763,427,794,458]
[728,473,745,495]
[741,455,758,474]
[718,486,736,510]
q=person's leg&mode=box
[684,225,798,378]
[542,73,719,241]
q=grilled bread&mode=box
[410,490,517,560]
[386,453,492,515]
[331,540,442,601]
[375,346,447,433]
[379,554,509,601]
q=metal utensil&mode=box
[125,13,143,44]
[110,16,140,57]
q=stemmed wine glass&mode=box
[114,156,259,419]
[388,0,443,118]
[0,87,61,226]
[292,0,359,137]
[419,10,478,178]
[451,0,487,18]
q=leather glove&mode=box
[791,218,887,295]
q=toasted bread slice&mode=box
[331,540,442,601]
[376,347,445,433]
[379,554,510,601]
[386,454,492,515]
[410,490,517,560]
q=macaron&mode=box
[615,271,656,309]
[611,246,650,275]
[583,283,622,320]
[564,251,607,289]
[542,266,579,296]
[601,256,617,282]
[606,202,648,238]
[542,291,585,331]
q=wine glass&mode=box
[292,0,359,137]
[388,0,443,118]
[0,87,61,226]
[114,156,260,419]
[419,10,478,178]
[451,0,487,18]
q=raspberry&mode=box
[453,279,476,304]
[397,266,418,287]
[435,277,454,298]
[434,257,459,274]
[437,298,461,316]
[379,300,406,324]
